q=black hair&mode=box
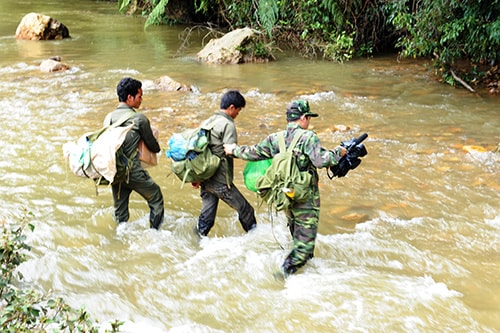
[116,77,142,102]
[220,90,246,110]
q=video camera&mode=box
[327,133,368,179]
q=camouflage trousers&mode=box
[282,187,320,275]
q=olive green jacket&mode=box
[104,104,160,170]
[201,111,237,185]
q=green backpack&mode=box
[255,129,313,211]
[166,118,221,187]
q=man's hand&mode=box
[333,146,347,157]
[223,143,237,155]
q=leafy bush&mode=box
[323,31,355,62]
[386,0,500,87]
[0,210,122,333]
[117,0,499,87]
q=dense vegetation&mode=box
[117,0,499,92]
[0,211,122,332]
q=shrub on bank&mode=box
[0,210,122,333]
[117,0,499,92]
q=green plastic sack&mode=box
[243,159,272,192]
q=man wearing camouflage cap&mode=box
[224,100,346,277]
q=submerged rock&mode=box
[39,56,70,72]
[155,76,192,92]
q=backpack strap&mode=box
[202,114,232,188]
[200,115,219,131]
[89,111,136,195]
[87,111,136,143]
[278,131,286,153]
[279,129,303,154]
[109,111,136,128]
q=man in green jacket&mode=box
[105,77,164,230]
[224,100,346,276]
[193,90,257,236]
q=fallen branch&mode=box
[450,68,476,93]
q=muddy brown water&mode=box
[0,1,499,332]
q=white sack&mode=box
[63,123,134,183]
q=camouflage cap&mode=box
[286,100,318,121]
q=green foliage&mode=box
[117,0,499,86]
[0,212,33,302]
[222,1,254,28]
[321,0,346,27]
[324,31,355,62]
[118,0,174,28]
[357,41,374,57]
[387,0,500,85]
[193,0,209,14]
[257,0,279,37]
[118,0,133,13]
[282,0,380,58]
[0,211,122,333]
[144,0,171,28]
[253,41,274,58]
[194,0,254,28]
[236,40,275,59]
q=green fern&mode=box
[194,0,211,14]
[145,0,170,29]
[118,0,133,14]
[320,0,345,27]
[321,0,366,27]
[258,0,279,37]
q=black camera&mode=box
[328,133,368,178]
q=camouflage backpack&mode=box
[255,129,312,211]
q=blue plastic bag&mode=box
[165,133,187,161]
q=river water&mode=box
[0,1,499,332]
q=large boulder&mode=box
[15,12,70,40]
[196,27,273,64]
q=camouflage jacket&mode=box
[233,122,343,180]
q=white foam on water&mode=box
[485,215,500,230]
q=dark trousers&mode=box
[112,168,164,229]
[198,181,256,236]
